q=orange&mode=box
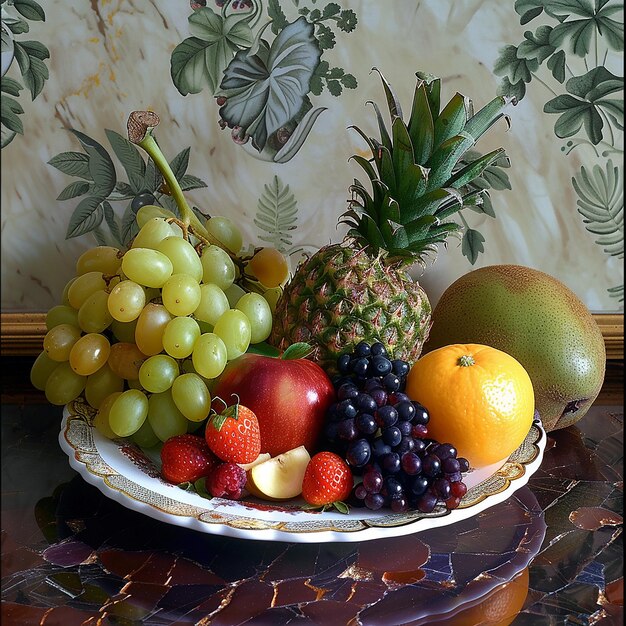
[405,343,534,467]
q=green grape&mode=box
[195,283,230,325]
[30,351,60,391]
[46,304,79,330]
[110,318,138,343]
[223,283,247,308]
[262,286,283,313]
[138,354,179,393]
[76,246,122,276]
[136,204,177,229]
[109,389,149,437]
[196,320,213,334]
[180,357,214,390]
[127,378,144,390]
[200,245,235,290]
[163,316,201,359]
[213,309,251,360]
[107,342,146,380]
[135,303,172,356]
[132,217,177,250]
[78,289,114,333]
[107,280,146,322]
[67,271,107,309]
[192,333,228,379]
[187,418,204,433]
[93,391,122,439]
[206,215,243,254]
[235,292,273,344]
[85,363,124,409]
[171,373,211,422]
[161,274,202,317]
[69,333,111,376]
[131,417,160,448]
[45,361,86,406]
[43,323,82,362]
[121,248,173,288]
[156,236,203,282]
[147,390,188,442]
[61,277,77,307]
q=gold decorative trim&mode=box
[2,312,622,359]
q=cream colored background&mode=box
[1,0,623,313]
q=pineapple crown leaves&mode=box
[342,66,517,265]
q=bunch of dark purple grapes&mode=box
[325,341,470,513]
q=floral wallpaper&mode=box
[0,0,623,314]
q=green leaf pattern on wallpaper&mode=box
[48,130,208,247]
[495,0,624,301]
[0,0,50,148]
[170,0,358,163]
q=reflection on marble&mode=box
[0,0,623,314]
[1,398,622,625]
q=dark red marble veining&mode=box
[1,402,623,625]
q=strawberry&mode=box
[301,451,353,511]
[160,434,219,485]
[205,402,261,464]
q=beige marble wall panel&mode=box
[1,0,623,313]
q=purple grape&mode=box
[370,387,388,407]
[398,421,413,436]
[382,476,403,499]
[337,418,358,441]
[364,492,386,510]
[432,443,457,460]
[422,454,441,477]
[337,399,357,419]
[395,436,415,455]
[371,355,392,376]
[411,475,429,496]
[446,471,463,483]
[382,373,401,391]
[337,353,351,374]
[391,359,410,378]
[376,405,398,427]
[395,400,416,421]
[413,439,427,455]
[412,424,429,438]
[370,342,388,357]
[337,383,359,400]
[382,426,402,447]
[354,341,371,358]
[346,439,371,467]
[372,440,392,458]
[362,469,383,493]
[352,357,370,378]
[442,457,461,474]
[354,484,367,500]
[356,413,377,436]
[434,478,451,499]
[458,457,470,472]
[356,393,377,413]
[417,491,438,513]
[381,452,401,473]
[364,378,383,393]
[401,452,422,475]
[412,402,430,425]
[390,496,409,513]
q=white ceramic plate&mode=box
[59,398,546,543]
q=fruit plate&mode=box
[59,398,546,544]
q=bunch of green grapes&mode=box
[30,210,289,448]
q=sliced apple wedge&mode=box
[238,452,271,472]
[246,445,311,501]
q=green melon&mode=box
[424,265,606,432]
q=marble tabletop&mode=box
[1,360,623,625]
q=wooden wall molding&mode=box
[1,311,623,360]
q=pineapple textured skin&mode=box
[270,242,431,373]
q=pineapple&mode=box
[270,68,516,373]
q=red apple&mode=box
[212,352,335,457]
